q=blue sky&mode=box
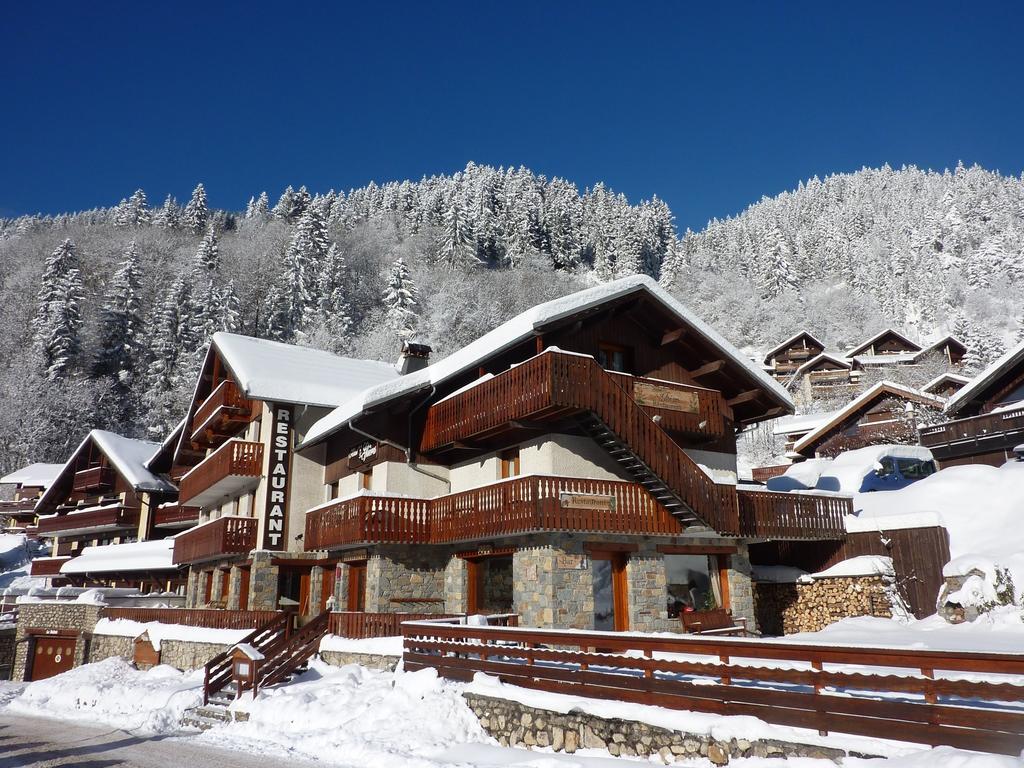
[2,2,1021,231]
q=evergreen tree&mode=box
[436,200,477,270]
[182,183,209,234]
[94,241,143,388]
[382,257,419,338]
[32,239,84,379]
[193,226,220,273]
[153,195,181,230]
[144,276,195,435]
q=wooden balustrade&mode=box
[403,622,1024,755]
[153,504,200,528]
[329,612,519,638]
[172,515,257,564]
[191,379,254,444]
[736,487,850,539]
[72,466,115,492]
[102,606,280,629]
[919,406,1024,448]
[611,373,730,438]
[28,556,72,576]
[179,439,263,507]
[36,505,140,537]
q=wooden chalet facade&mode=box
[922,372,970,399]
[792,382,945,459]
[762,332,825,379]
[28,431,186,590]
[297,277,852,633]
[920,339,1024,468]
[168,333,398,615]
[0,463,62,534]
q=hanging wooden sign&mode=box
[560,493,616,511]
[633,382,700,414]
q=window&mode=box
[664,553,725,617]
[597,343,632,374]
[499,448,521,479]
[875,457,896,478]
[896,458,936,480]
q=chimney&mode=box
[398,340,431,375]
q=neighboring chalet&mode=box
[920,338,1024,468]
[0,463,62,533]
[791,381,945,459]
[168,332,399,614]
[297,276,851,633]
[762,332,825,379]
[845,328,922,365]
[916,335,967,367]
[922,372,971,399]
[791,353,860,399]
[28,431,184,589]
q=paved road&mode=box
[0,713,318,768]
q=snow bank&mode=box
[319,633,403,656]
[768,445,935,494]
[6,657,201,733]
[93,618,252,651]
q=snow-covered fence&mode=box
[403,621,1024,755]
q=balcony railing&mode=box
[190,379,254,445]
[0,498,39,514]
[36,504,140,538]
[153,503,201,528]
[172,515,258,564]
[29,556,72,576]
[179,439,263,508]
[919,406,1024,452]
[305,476,849,551]
[72,466,116,493]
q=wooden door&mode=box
[29,636,76,681]
[347,563,366,612]
[238,568,250,611]
[318,567,336,613]
[466,558,480,614]
[591,551,629,631]
[219,569,230,604]
[298,571,312,616]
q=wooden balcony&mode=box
[29,556,72,576]
[179,439,263,508]
[153,503,201,529]
[190,379,255,447]
[36,504,140,538]
[172,516,258,564]
[73,466,116,493]
[305,476,848,551]
[919,406,1024,460]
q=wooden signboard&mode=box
[633,382,700,414]
[560,493,616,511]
[261,403,293,550]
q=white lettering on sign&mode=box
[262,405,292,550]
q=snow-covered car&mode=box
[767,445,937,494]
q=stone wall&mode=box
[754,576,893,635]
[160,639,231,671]
[320,650,399,671]
[12,602,104,681]
[87,634,134,663]
[0,627,15,680]
[365,545,448,613]
[464,693,853,764]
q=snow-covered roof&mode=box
[807,555,894,580]
[212,332,400,409]
[761,331,824,364]
[0,463,63,488]
[945,337,1024,415]
[914,335,966,361]
[771,410,838,438]
[792,352,852,378]
[851,352,919,366]
[845,328,922,357]
[59,539,178,575]
[300,276,794,448]
[792,381,943,455]
[921,372,970,395]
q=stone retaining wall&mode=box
[464,693,855,764]
[319,650,399,671]
[87,634,134,663]
[754,575,893,635]
[0,627,15,680]
[12,602,104,681]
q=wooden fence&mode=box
[102,607,280,629]
[402,622,1024,755]
[330,612,519,638]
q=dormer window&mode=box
[597,343,632,374]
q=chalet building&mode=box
[296,276,851,633]
[915,336,967,367]
[920,338,1024,468]
[791,381,945,459]
[28,430,186,589]
[845,328,923,366]
[762,332,825,379]
[922,373,970,399]
[168,333,399,614]
[791,353,861,399]
[0,463,62,534]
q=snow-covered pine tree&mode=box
[143,276,195,435]
[436,200,478,270]
[182,183,209,234]
[113,189,150,227]
[382,257,419,338]
[42,268,83,381]
[272,185,311,223]
[153,195,181,229]
[193,225,220,273]
[94,241,143,389]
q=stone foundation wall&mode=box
[160,639,231,670]
[755,576,893,635]
[464,693,853,764]
[320,650,399,671]
[366,545,448,613]
[87,634,134,663]
[13,602,104,681]
[0,627,15,680]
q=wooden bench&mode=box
[680,608,747,636]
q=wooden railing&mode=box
[421,350,739,534]
[153,504,200,527]
[736,488,850,539]
[610,373,730,439]
[172,515,258,564]
[179,439,263,506]
[919,406,1024,448]
[28,556,72,576]
[749,464,790,483]
[330,612,460,638]
[36,505,140,536]
[251,610,331,694]
[0,498,39,513]
[202,612,291,704]
[403,622,1024,755]
[72,466,115,492]
[103,606,280,628]
[191,379,253,443]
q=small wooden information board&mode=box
[633,382,699,414]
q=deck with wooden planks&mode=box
[402,621,1024,755]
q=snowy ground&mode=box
[2,656,1019,767]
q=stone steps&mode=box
[181,704,249,731]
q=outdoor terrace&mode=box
[172,515,258,564]
[178,439,263,508]
[190,379,255,447]
[919,405,1024,459]
[36,504,140,538]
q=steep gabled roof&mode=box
[792,352,853,378]
[762,331,825,365]
[846,328,922,358]
[914,335,967,362]
[921,372,970,396]
[792,381,944,456]
[300,276,794,448]
[945,337,1024,415]
[0,463,64,488]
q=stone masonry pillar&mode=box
[727,543,756,632]
[626,546,670,633]
[444,556,468,614]
[248,551,280,611]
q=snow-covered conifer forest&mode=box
[1,161,1022,474]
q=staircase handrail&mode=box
[251,610,331,695]
[202,611,291,705]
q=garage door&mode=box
[29,636,76,681]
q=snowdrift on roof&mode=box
[60,539,177,575]
[0,462,63,488]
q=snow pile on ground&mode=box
[6,656,201,733]
[93,617,252,650]
[201,660,490,764]
[319,633,403,656]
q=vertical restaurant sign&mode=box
[262,403,293,550]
